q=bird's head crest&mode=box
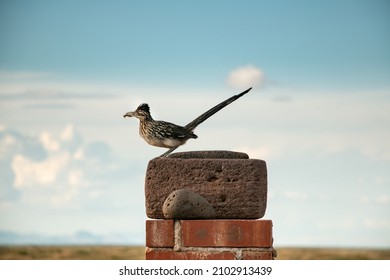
[137,103,150,113]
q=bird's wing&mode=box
[154,121,197,140]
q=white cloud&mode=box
[12,152,70,189]
[39,132,60,153]
[0,134,18,159]
[0,70,133,99]
[226,65,265,88]
[1,123,138,211]
[4,125,91,207]
[68,169,83,186]
[73,148,84,160]
[60,124,75,141]
[10,125,86,191]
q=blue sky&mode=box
[1,0,389,88]
[0,0,389,247]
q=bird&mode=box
[123,87,252,157]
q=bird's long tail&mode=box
[184,87,252,131]
[160,87,252,157]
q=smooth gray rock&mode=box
[162,189,216,219]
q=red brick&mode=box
[242,251,273,260]
[181,220,272,247]
[146,219,174,247]
[146,248,236,260]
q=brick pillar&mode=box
[144,151,275,260]
[146,219,275,260]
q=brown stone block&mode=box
[145,151,267,219]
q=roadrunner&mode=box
[123,87,252,157]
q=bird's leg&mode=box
[159,147,179,157]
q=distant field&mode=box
[275,247,390,260]
[0,246,145,260]
[1,246,389,260]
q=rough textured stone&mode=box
[162,189,216,219]
[167,150,249,159]
[145,151,267,219]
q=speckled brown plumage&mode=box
[124,87,252,157]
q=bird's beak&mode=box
[123,111,135,118]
